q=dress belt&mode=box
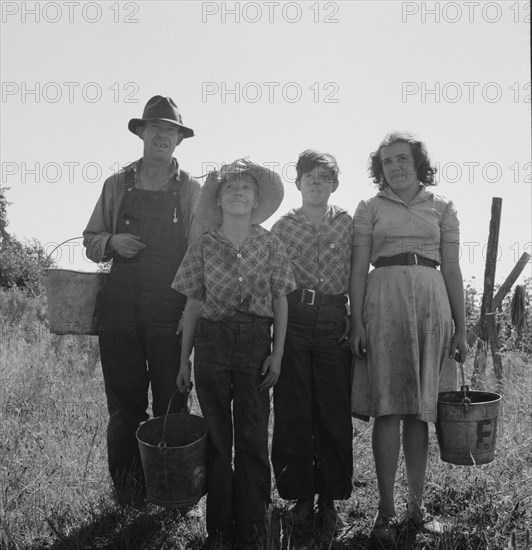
[373,253,439,269]
[288,289,348,307]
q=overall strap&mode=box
[167,168,188,195]
[123,164,137,191]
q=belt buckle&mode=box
[301,288,316,306]
[406,253,418,265]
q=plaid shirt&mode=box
[271,205,352,295]
[172,225,296,321]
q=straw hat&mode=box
[194,159,284,227]
[128,95,194,138]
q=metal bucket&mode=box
[136,407,208,508]
[45,268,109,335]
[436,389,502,465]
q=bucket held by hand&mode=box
[136,393,207,508]
[436,364,502,466]
[44,237,109,335]
[46,269,109,335]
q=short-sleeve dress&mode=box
[351,185,458,423]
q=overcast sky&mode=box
[1,1,530,285]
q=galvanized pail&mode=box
[436,389,502,465]
[136,401,208,508]
[45,268,109,335]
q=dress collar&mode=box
[377,184,431,206]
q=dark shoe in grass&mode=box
[318,499,345,534]
[283,498,314,526]
[369,513,397,547]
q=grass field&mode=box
[1,288,531,549]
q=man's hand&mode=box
[109,233,146,258]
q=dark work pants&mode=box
[272,302,353,500]
[99,265,188,500]
[193,316,272,547]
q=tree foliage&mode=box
[0,187,54,295]
[0,186,10,241]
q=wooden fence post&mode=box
[467,251,532,347]
[472,197,504,386]
[479,198,502,341]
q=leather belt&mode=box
[374,253,439,269]
[288,289,348,307]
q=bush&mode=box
[0,236,54,296]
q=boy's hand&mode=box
[338,314,351,349]
[259,352,282,391]
[176,361,192,393]
[176,313,184,336]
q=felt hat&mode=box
[194,159,284,227]
[128,95,194,138]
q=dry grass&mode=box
[1,289,531,549]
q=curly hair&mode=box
[369,131,437,190]
[296,149,340,190]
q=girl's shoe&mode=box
[370,513,397,546]
[400,505,447,536]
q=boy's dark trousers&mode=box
[272,301,353,500]
[194,314,272,548]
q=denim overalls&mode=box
[98,166,188,499]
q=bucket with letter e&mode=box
[436,363,502,466]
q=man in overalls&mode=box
[83,96,202,506]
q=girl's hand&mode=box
[449,331,467,363]
[176,361,192,393]
[259,352,282,391]
[349,324,367,359]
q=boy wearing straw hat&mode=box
[271,150,353,533]
[172,159,296,550]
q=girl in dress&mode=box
[350,131,467,545]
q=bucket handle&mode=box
[158,384,193,449]
[46,236,84,262]
[457,357,472,409]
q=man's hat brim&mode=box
[128,117,194,139]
